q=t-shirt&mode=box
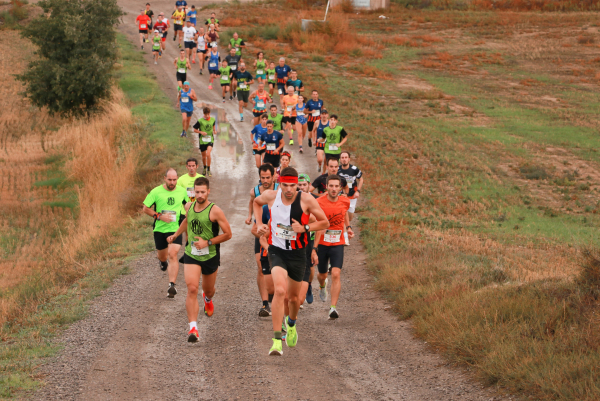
[152,35,161,50]
[205,18,220,25]
[187,10,197,23]
[287,79,303,95]
[154,20,168,33]
[175,0,187,8]
[305,99,324,119]
[225,55,241,71]
[323,126,348,155]
[183,26,197,42]
[312,173,347,195]
[338,164,362,197]
[177,173,205,207]
[235,71,253,91]
[143,185,189,233]
[268,114,283,131]
[275,65,291,80]
[172,10,185,25]
[144,9,154,22]
[259,130,283,154]
[136,14,151,30]
[251,124,268,149]
[229,38,245,56]
[193,117,216,143]
[282,95,298,117]
[317,196,350,247]
[218,66,231,83]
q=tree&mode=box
[17,0,123,117]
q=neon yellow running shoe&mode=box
[285,319,298,347]
[269,338,283,356]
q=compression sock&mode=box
[274,331,282,340]
[189,321,197,330]
[206,166,210,172]
[268,293,273,303]
[240,113,244,119]
[204,295,211,303]
[263,300,269,307]
[287,317,296,327]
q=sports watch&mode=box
[304,224,310,232]
[207,240,213,246]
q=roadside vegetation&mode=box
[214,0,600,399]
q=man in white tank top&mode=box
[253,167,329,356]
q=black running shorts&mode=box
[261,256,271,275]
[263,153,280,168]
[254,236,261,254]
[200,142,213,152]
[184,253,220,275]
[282,116,296,125]
[176,72,187,83]
[317,244,344,274]
[237,90,250,103]
[268,245,306,282]
[184,41,195,49]
[154,231,182,250]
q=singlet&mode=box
[253,182,279,198]
[256,59,266,75]
[176,58,187,74]
[197,34,206,49]
[207,31,217,45]
[152,36,161,50]
[184,202,219,261]
[180,88,193,112]
[208,51,219,70]
[266,68,276,83]
[316,120,329,140]
[253,91,269,112]
[196,117,215,143]
[296,103,306,117]
[268,189,309,250]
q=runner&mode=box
[254,52,267,84]
[319,114,348,163]
[312,109,329,172]
[250,114,268,168]
[206,45,220,90]
[338,151,363,244]
[174,49,191,90]
[177,80,196,138]
[310,157,348,195]
[281,86,298,146]
[136,9,151,50]
[229,32,245,56]
[311,175,353,319]
[182,20,197,62]
[142,168,190,299]
[175,0,188,13]
[151,30,161,64]
[172,6,185,48]
[295,95,308,153]
[218,60,232,103]
[187,4,197,26]
[154,13,169,56]
[252,208,274,317]
[253,167,329,356]
[266,61,277,97]
[205,12,219,29]
[225,48,241,96]
[192,107,217,176]
[144,3,154,41]
[235,62,254,122]
[286,70,304,97]
[167,177,232,342]
[250,83,271,126]
[196,27,207,72]
[258,120,284,168]
[305,90,324,148]
[268,104,284,134]
[275,151,291,183]
[206,24,219,49]
[245,164,279,316]
[177,158,204,203]
[275,57,291,107]
[297,174,318,306]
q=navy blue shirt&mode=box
[305,99,324,119]
[315,120,329,140]
[175,0,187,7]
[259,130,283,154]
[275,65,291,80]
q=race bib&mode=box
[312,110,320,117]
[257,69,264,75]
[176,19,182,24]
[324,230,342,243]
[267,143,276,151]
[181,97,189,102]
[239,83,247,89]
[202,136,211,142]
[269,74,275,80]
[294,91,299,96]
[209,62,216,68]
[257,101,265,108]
[187,188,195,198]
[346,176,355,184]
[328,144,338,151]
[235,47,239,52]
[297,110,304,116]
[278,89,283,95]
[286,106,293,112]
[178,68,186,73]
[161,210,177,222]
[140,24,147,28]
[221,75,228,81]
[211,41,217,46]
[275,224,296,240]
[191,242,209,256]
[231,65,237,70]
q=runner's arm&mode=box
[189,89,197,101]
[303,194,329,232]
[276,138,284,154]
[208,205,233,244]
[253,190,275,234]
[355,176,363,197]
[245,188,256,225]
[345,211,354,238]
[168,217,188,243]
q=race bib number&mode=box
[161,210,177,222]
[297,110,304,116]
[202,136,211,142]
[239,83,247,89]
[186,188,195,198]
[278,89,283,95]
[235,47,239,52]
[294,91,299,95]
[286,106,293,112]
[211,41,217,47]
[267,143,276,151]
[328,144,338,151]
[269,74,275,80]
[257,101,265,108]
[140,24,147,28]
[221,75,228,81]
[312,110,320,117]
[191,242,209,256]
[275,224,296,240]
[178,68,186,73]
[176,19,182,24]
[209,62,217,68]
[230,65,237,71]
[257,69,264,75]
[181,97,189,102]
[324,230,342,243]
[346,176,355,184]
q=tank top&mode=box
[296,103,306,117]
[184,202,219,261]
[208,51,219,69]
[180,88,193,112]
[208,31,217,45]
[253,183,279,198]
[253,92,269,111]
[256,59,266,74]
[268,189,309,250]
[176,58,187,74]
[197,34,206,49]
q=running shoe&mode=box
[317,166,321,173]
[154,61,157,65]
[208,171,212,177]
[240,115,244,122]
[141,45,144,50]
[203,292,214,317]
[269,338,283,356]
[178,43,182,48]
[233,91,237,98]
[306,283,314,304]
[187,327,199,343]
[308,138,312,147]
[299,304,304,309]
[258,305,270,317]
[229,96,233,101]
[159,260,168,272]
[319,278,328,302]
[282,318,287,333]
[173,37,176,41]
[299,147,303,154]
[167,283,177,298]
[199,69,203,75]
[180,130,187,138]
[192,59,195,64]
[222,98,225,103]
[289,139,294,146]
[285,318,298,347]
[208,84,213,90]
[329,307,339,319]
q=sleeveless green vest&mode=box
[185,202,218,261]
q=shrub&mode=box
[578,248,600,298]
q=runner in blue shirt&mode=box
[186,5,197,26]
[178,81,197,138]
[274,57,291,107]
[305,89,324,147]
[251,114,269,168]
[312,109,329,172]
[259,120,284,168]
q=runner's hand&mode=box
[159,214,173,223]
[245,216,252,225]
[347,228,354,239]
[194,236,208,249]
[166,235,175,243]
[291,218,304,233]
[256,223,269,236]
[354,191,360,199]
[311,249,318,265]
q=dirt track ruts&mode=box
[33,2,511,399]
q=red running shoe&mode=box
[203,292,214,317]
[188,327,199,343]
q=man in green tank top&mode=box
[167,176,232,343]
[192,106,217,176]
[142,168,190,298]
[228,32,245,56]
[320,114,348,162]
[269,104,284,133]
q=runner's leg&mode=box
[184,263,201,323]
[167,243,181,284]
[330,267,341,307]
[201,270,218,300]
[270,266,288,333]
[286,276,303,321]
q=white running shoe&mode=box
[319,278,328,302]
[329,307,339,319]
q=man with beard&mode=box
[337,151,363,245]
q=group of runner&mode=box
[139,5,366,356]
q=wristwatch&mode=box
[346,225,352,229]
[207,240,213,246]
[304,224,310,232]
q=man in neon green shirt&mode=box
[142,168,190,298]
[177,157,205,204]
[228,32,245,56]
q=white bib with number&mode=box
[312,110,320,117]
[269,74,275,80]
[181,97,189,103]
[267,143,276,151]
[221,75,228,81]
[202,135,212,142]
[257,101,265,108]
[294,91,299,96]
[275,224,296,240]
[235,47,239,52]
[324,230,342,243]
[191,242,209,256]
[140,24,147,28]
[187,188,194,198]
[346,176,355,184]
[278,89,283,95]
[231,65,237,71]
[239,83,247,89]
[257,69,264,75]
[211,41,217,47]
[178,68,186,73]
[162,210,177,222]
[209,62,217,68]
[297,110,304,116]
[286,106,293,112]
[328,144,338,151]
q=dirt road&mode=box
[34,2,509,400]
